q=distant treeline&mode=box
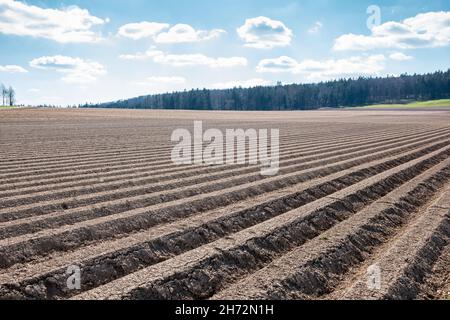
[85,69,450,111]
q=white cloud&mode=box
[389,52,414,61]
[118,53,150,61]
[210,78,271,89]
[257,55,386,81]
[308,21,323,34]
[256,56,299,73]
[30,55,107,84]
[133,76,186,86]
[119,49,247,68]
[117,22,170,40]
[334,11,450,51]
[28,88,40,93]
[153,53,247,68]
[0,0,107,43]
[154,24,225,43]
[237,16,293,49]
[117,21,225,43]
[118,48,163,61]
[0,64,27,73]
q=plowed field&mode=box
[0,108,449,300]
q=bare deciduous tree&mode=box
[1,84,6,106]
[8,86,15,106]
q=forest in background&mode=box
[84,70,450,111]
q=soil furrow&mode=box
[0,126,432,196]
[0,127,404,170]
[1,127,422,207]
[213,164,450,300]
[4,146,448,298]
[1,127,444,211]
[1,136,448,247]
[1,125,433,183]
[71,146,450,300]
[339,190,450,300]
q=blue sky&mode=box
[0,0,449,106]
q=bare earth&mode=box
[0,107,449,300]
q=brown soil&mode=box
[0,107,449,300]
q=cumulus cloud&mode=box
[308,21,323,34]
[118,21,225,43]
[117,22,170,40]
[118,53,150,61]
[0,64,27,73]
[118,48,163,61]
[334,11,450,51]
[211,78,271,89]
[257,55,386,81]
[0,0,107,43]
[133,76,186,86]
[153,53,247,68]
[30,55,107,84]
[154,24,225,43]
[389,52,413,61]
[237,16,293,49]
[257,56,299,73]
[119,49,247,68]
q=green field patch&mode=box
[357,99,450,109]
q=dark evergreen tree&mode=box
[85,70,450,111]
